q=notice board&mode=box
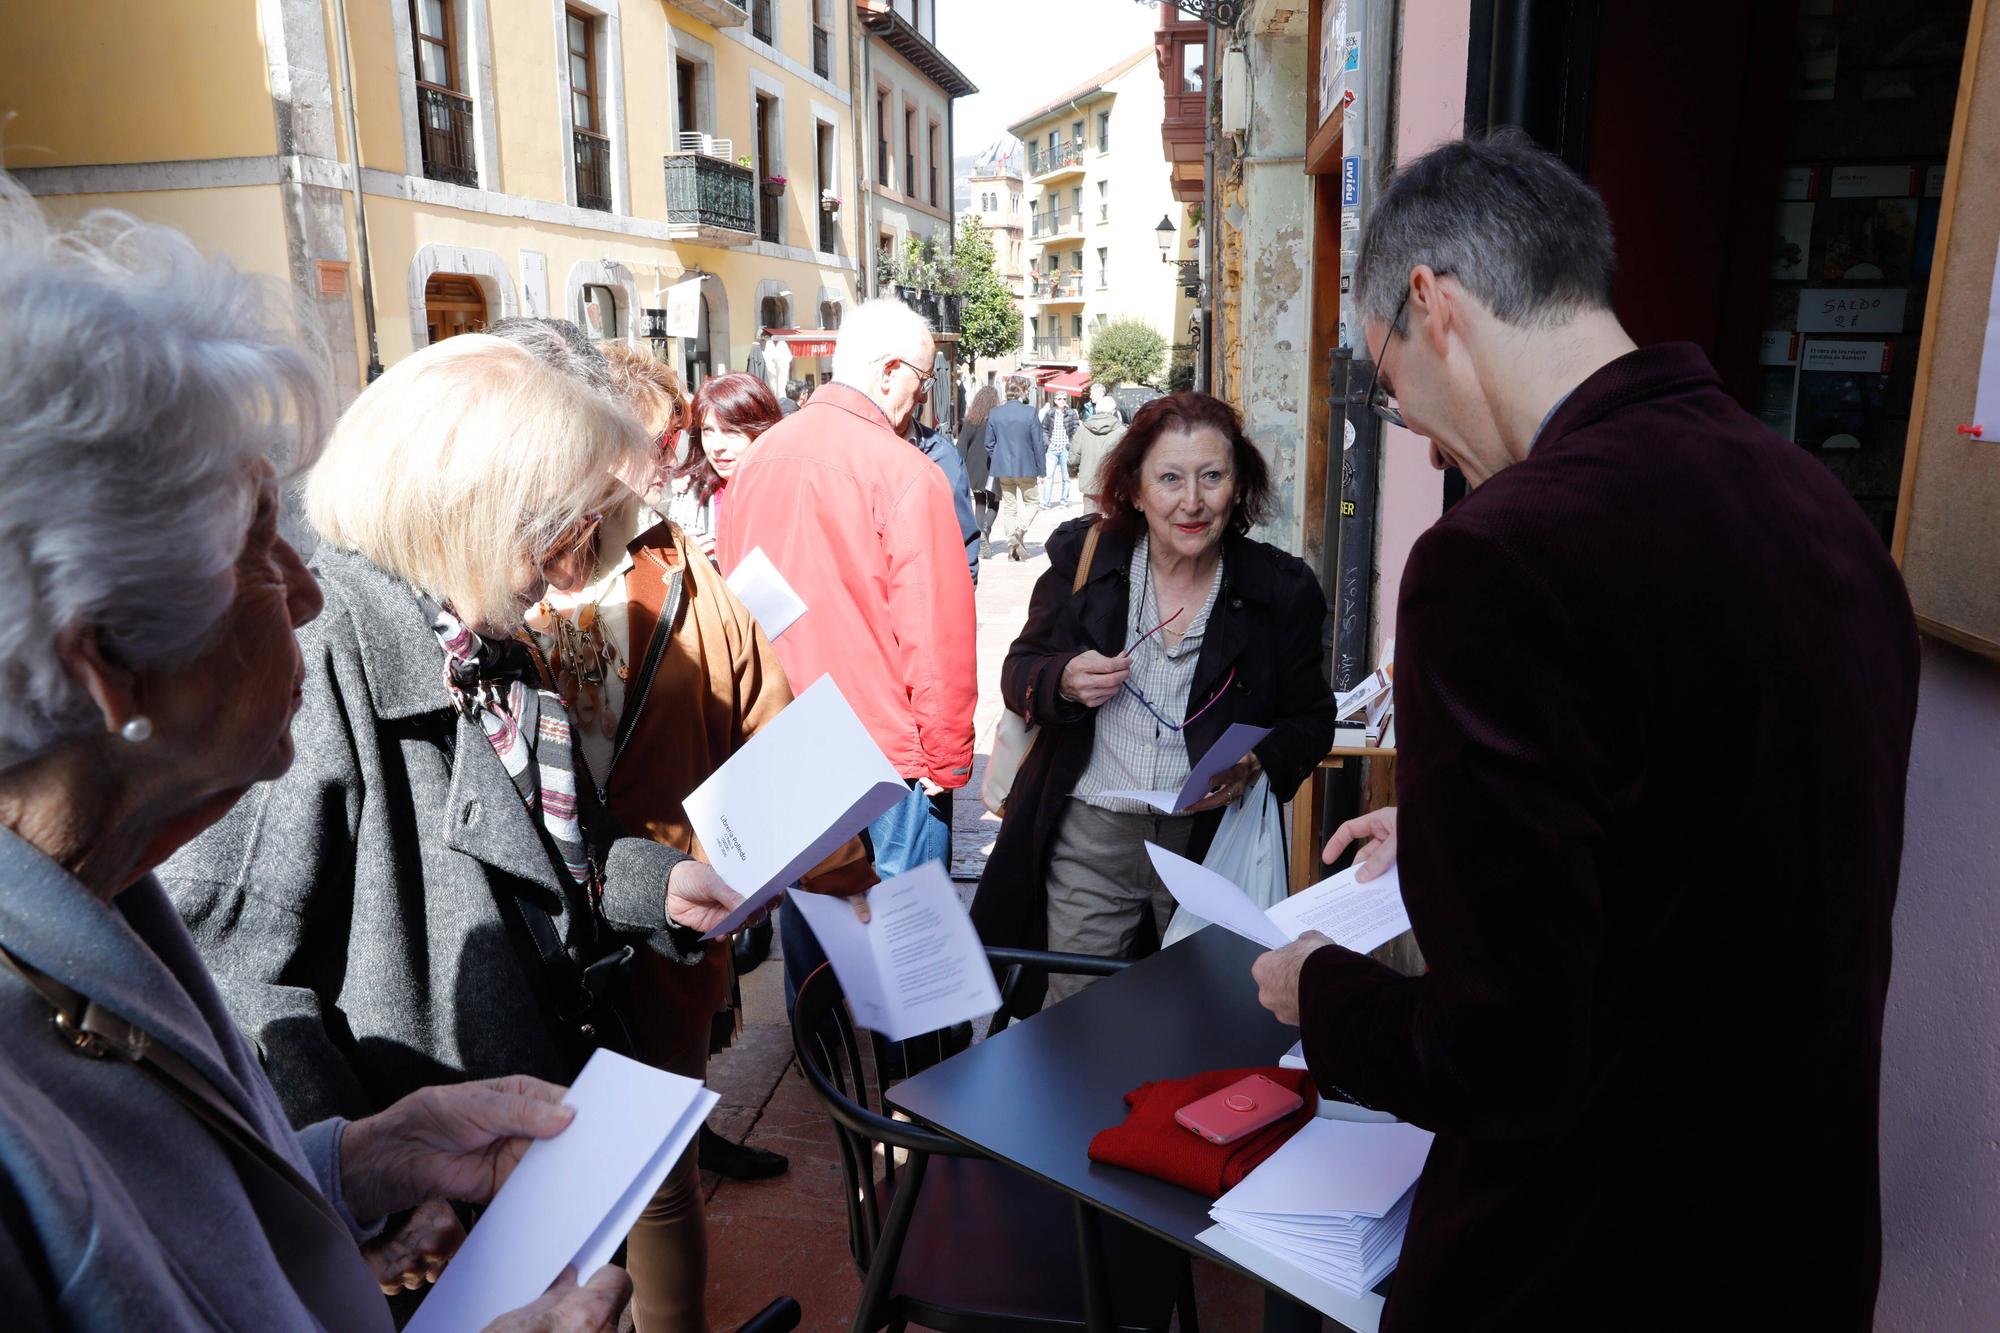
[1894,0,2000,661]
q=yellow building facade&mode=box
[2,0,867,398]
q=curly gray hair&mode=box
[0,179,328,768]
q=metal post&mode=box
[330,0,383,381]
[1322,347,1379,836]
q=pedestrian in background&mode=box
[1074,386,1127,507]
[779,378,806,416]
[1040,390,1080,508]
[679,371,786,557]
[716,299,977,1006]
[912,413,981,587]
[985,377,1044,561]
[960,381,1002,545]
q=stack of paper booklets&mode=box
[1207,1117,1435,1300]
[1333,638,1395,748]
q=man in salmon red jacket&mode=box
[716,298,977,1004]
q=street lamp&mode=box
[1155,214,1176,259]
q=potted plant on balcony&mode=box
[819,189,841,213]
[761,174,787,198]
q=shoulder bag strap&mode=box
[0,941,390,1329]
[1073,520,1103,594]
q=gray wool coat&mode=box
[161,545,697,1127]
[0,826,390,1330]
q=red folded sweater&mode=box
[1086,1066,1318,1199]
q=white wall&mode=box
[1875,638,2000,1328]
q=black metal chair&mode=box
[789,949,1200,1333]
[732,1297,803,1332]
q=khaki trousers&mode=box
[996,476,1039,541]
[1044,800,1197,1002]
[623,951,730,1332]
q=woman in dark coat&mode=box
[970,393,1336,1010]
[959,383,1001,542]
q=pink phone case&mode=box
[1174,1074,1305,1146]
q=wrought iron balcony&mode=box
[1030,271,1085,300]
[1030,207,1082,240]
[664,150,755,243]
[1027,140,1086,178]
[1174,259,1202,297]
[574,129,611,212]
[1031,336,1080,362]
[669,0,748,27]
[416,84,478,188]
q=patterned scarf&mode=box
[427,600,600,899]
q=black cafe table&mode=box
[887,926,1390,1333]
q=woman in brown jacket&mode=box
[524,339,874,1332]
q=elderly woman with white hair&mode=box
[0,193,634,1327]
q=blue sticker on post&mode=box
[1342,156,1361,208]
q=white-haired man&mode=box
[716,299,977,1005]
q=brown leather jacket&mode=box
[608,519,875,1068]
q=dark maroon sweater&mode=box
[1299,343,1918,1330]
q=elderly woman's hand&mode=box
[483,1265,632,1333]
[1059,650,1131,708]
[340,1075,576,1222]
[361,1197,464,1293]
[666,859,746,934]
[1183,753,1264,814]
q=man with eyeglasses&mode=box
[717,298,978,1010]
[1251,132,1918,1329]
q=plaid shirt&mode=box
[1074,534,1224,812]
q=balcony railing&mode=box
[663,150,754,239]
[1031,207,1083,239]
[574,128,611,212]
[813,24,831,77]
[1031,336,1080,361]
[1030,271,1085,299]
[417,84,478,188]
[1098,203,1109,224]
[1028,140,1086,177]
[819,207,838,255]
[750,0,773,42]
[1175,258,1202,297]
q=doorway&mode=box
[424,273,487,344]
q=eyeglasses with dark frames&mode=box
[1364,286,1411,430]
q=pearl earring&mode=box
[119,717,154,743]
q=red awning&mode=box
[780,333,837,357]
[1044,369,1091,394]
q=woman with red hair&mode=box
[678,372,785,551]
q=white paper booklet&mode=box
[788,861,1002,1041]
[1208,1117,1435,1300]
[1101,723,1274,813]
[686,675,909,939]
[724,546,808,640]
[1146,843,1410,955]
[406,1049,716,1332]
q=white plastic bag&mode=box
[1161,773,1289,947]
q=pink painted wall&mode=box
[1876,639,2000,1328]
[1371,0,1468,651]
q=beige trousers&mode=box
[1044,800,1197,1002]
[996,476,1039,541]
